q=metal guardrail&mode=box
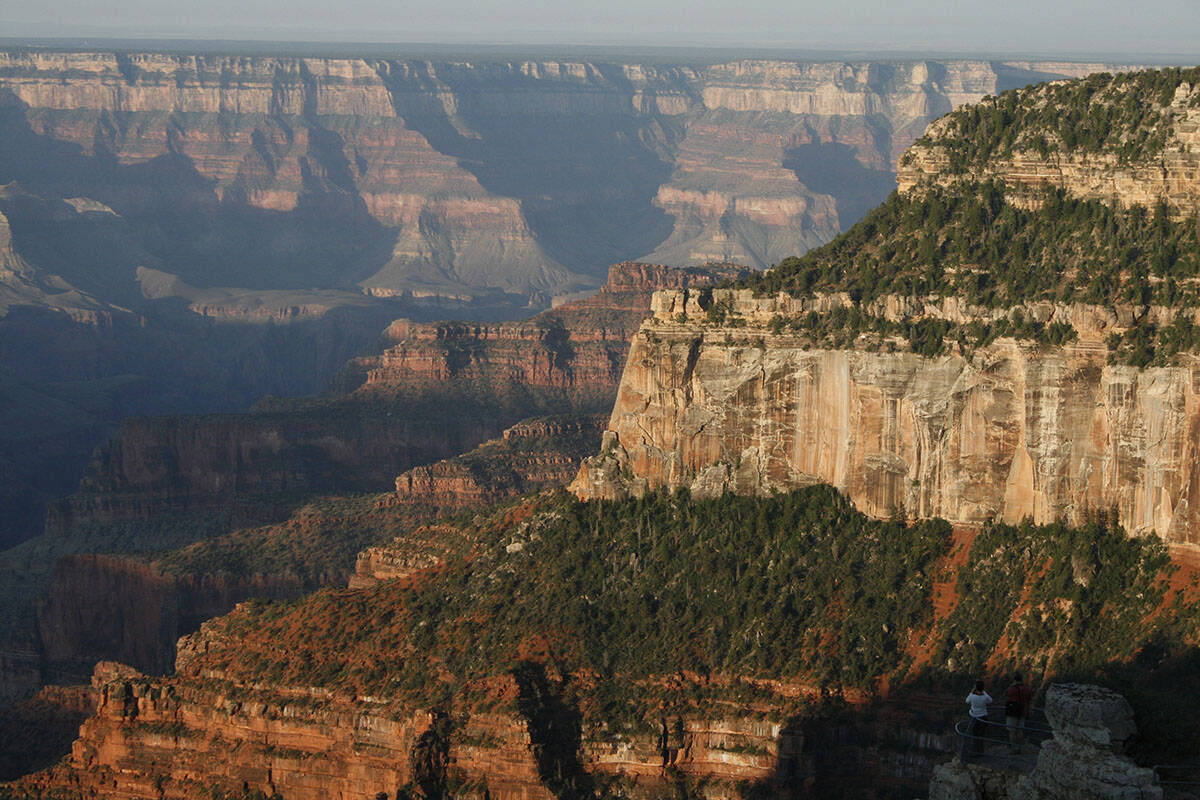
[953,711,1200,793]
[953,706,1052,773]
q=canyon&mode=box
[7,56,1200,800]
[0,262,730,701]
[0,50,1133,548]
[52,261,738,536]
[0,52,1130,298]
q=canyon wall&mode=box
[0,50,1130,302]
[3,263,730,700]
[572,289,1200,542]
[573,72,1200,543]
[54,262,729,533]
[387,414,606,514]
[15,658,953,800]
[0,50,1134,548]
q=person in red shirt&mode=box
[1005,672,1033,753]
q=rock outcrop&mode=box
[573,68,1200,545]
[571,289,1200,542]
[897,79,1200,217]
[388,414,606,512]
[13,658,957,800]
[926,683,1161,800]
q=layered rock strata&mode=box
[572,289,1200,542]
[346,262,747,392]
[3,262,733,701]
[0,50,1133,299]
[53,262,735,534]
[574,69,1200,543]
[13,659,955,800]
[897,80,1200,216]
[388,414,606,512]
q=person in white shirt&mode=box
[965,680,993,758]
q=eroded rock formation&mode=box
[388,414,606,512]
[573,70,1200,544]
[1,262,735,701]
[13,658,951,800]
[572,289,1200,541]
[926,683,1161,800]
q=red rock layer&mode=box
[34,555,312,684]
[351,262,748,391]
[15,663,808,800]
[11,655,975,800]
[388,415,606,513]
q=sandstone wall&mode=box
[572,293,1200,542]
[17,660,953,800]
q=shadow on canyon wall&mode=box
[513,660,595,800]
[0,88,396,292]
[375,64,677,276]
[783,141,897,233]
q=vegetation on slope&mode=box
[731,66,1200,364]
[182,485,1200,762]
[933,512,1200,761]
[187,487,951,710]
[737,181,1200,363]
[745,183,1200,310]
[153,493,418,586]
[913,67,1200,170]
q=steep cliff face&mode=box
[17,631,958,800]
[0,683,93,781]
[17,662,816,800]
[346,262,747,394]
[572,290,1200,542]
[44,402,493,536]
[0,51,1137,549]
[32,554,314,684]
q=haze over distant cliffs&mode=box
[0,51,1138,304]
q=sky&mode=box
[3,0,1200,60]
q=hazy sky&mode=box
[4,0,1199,59]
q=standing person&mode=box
[965,680,992,758]
[1005,672,1032,753]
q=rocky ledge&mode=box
[927,683,1161,800]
